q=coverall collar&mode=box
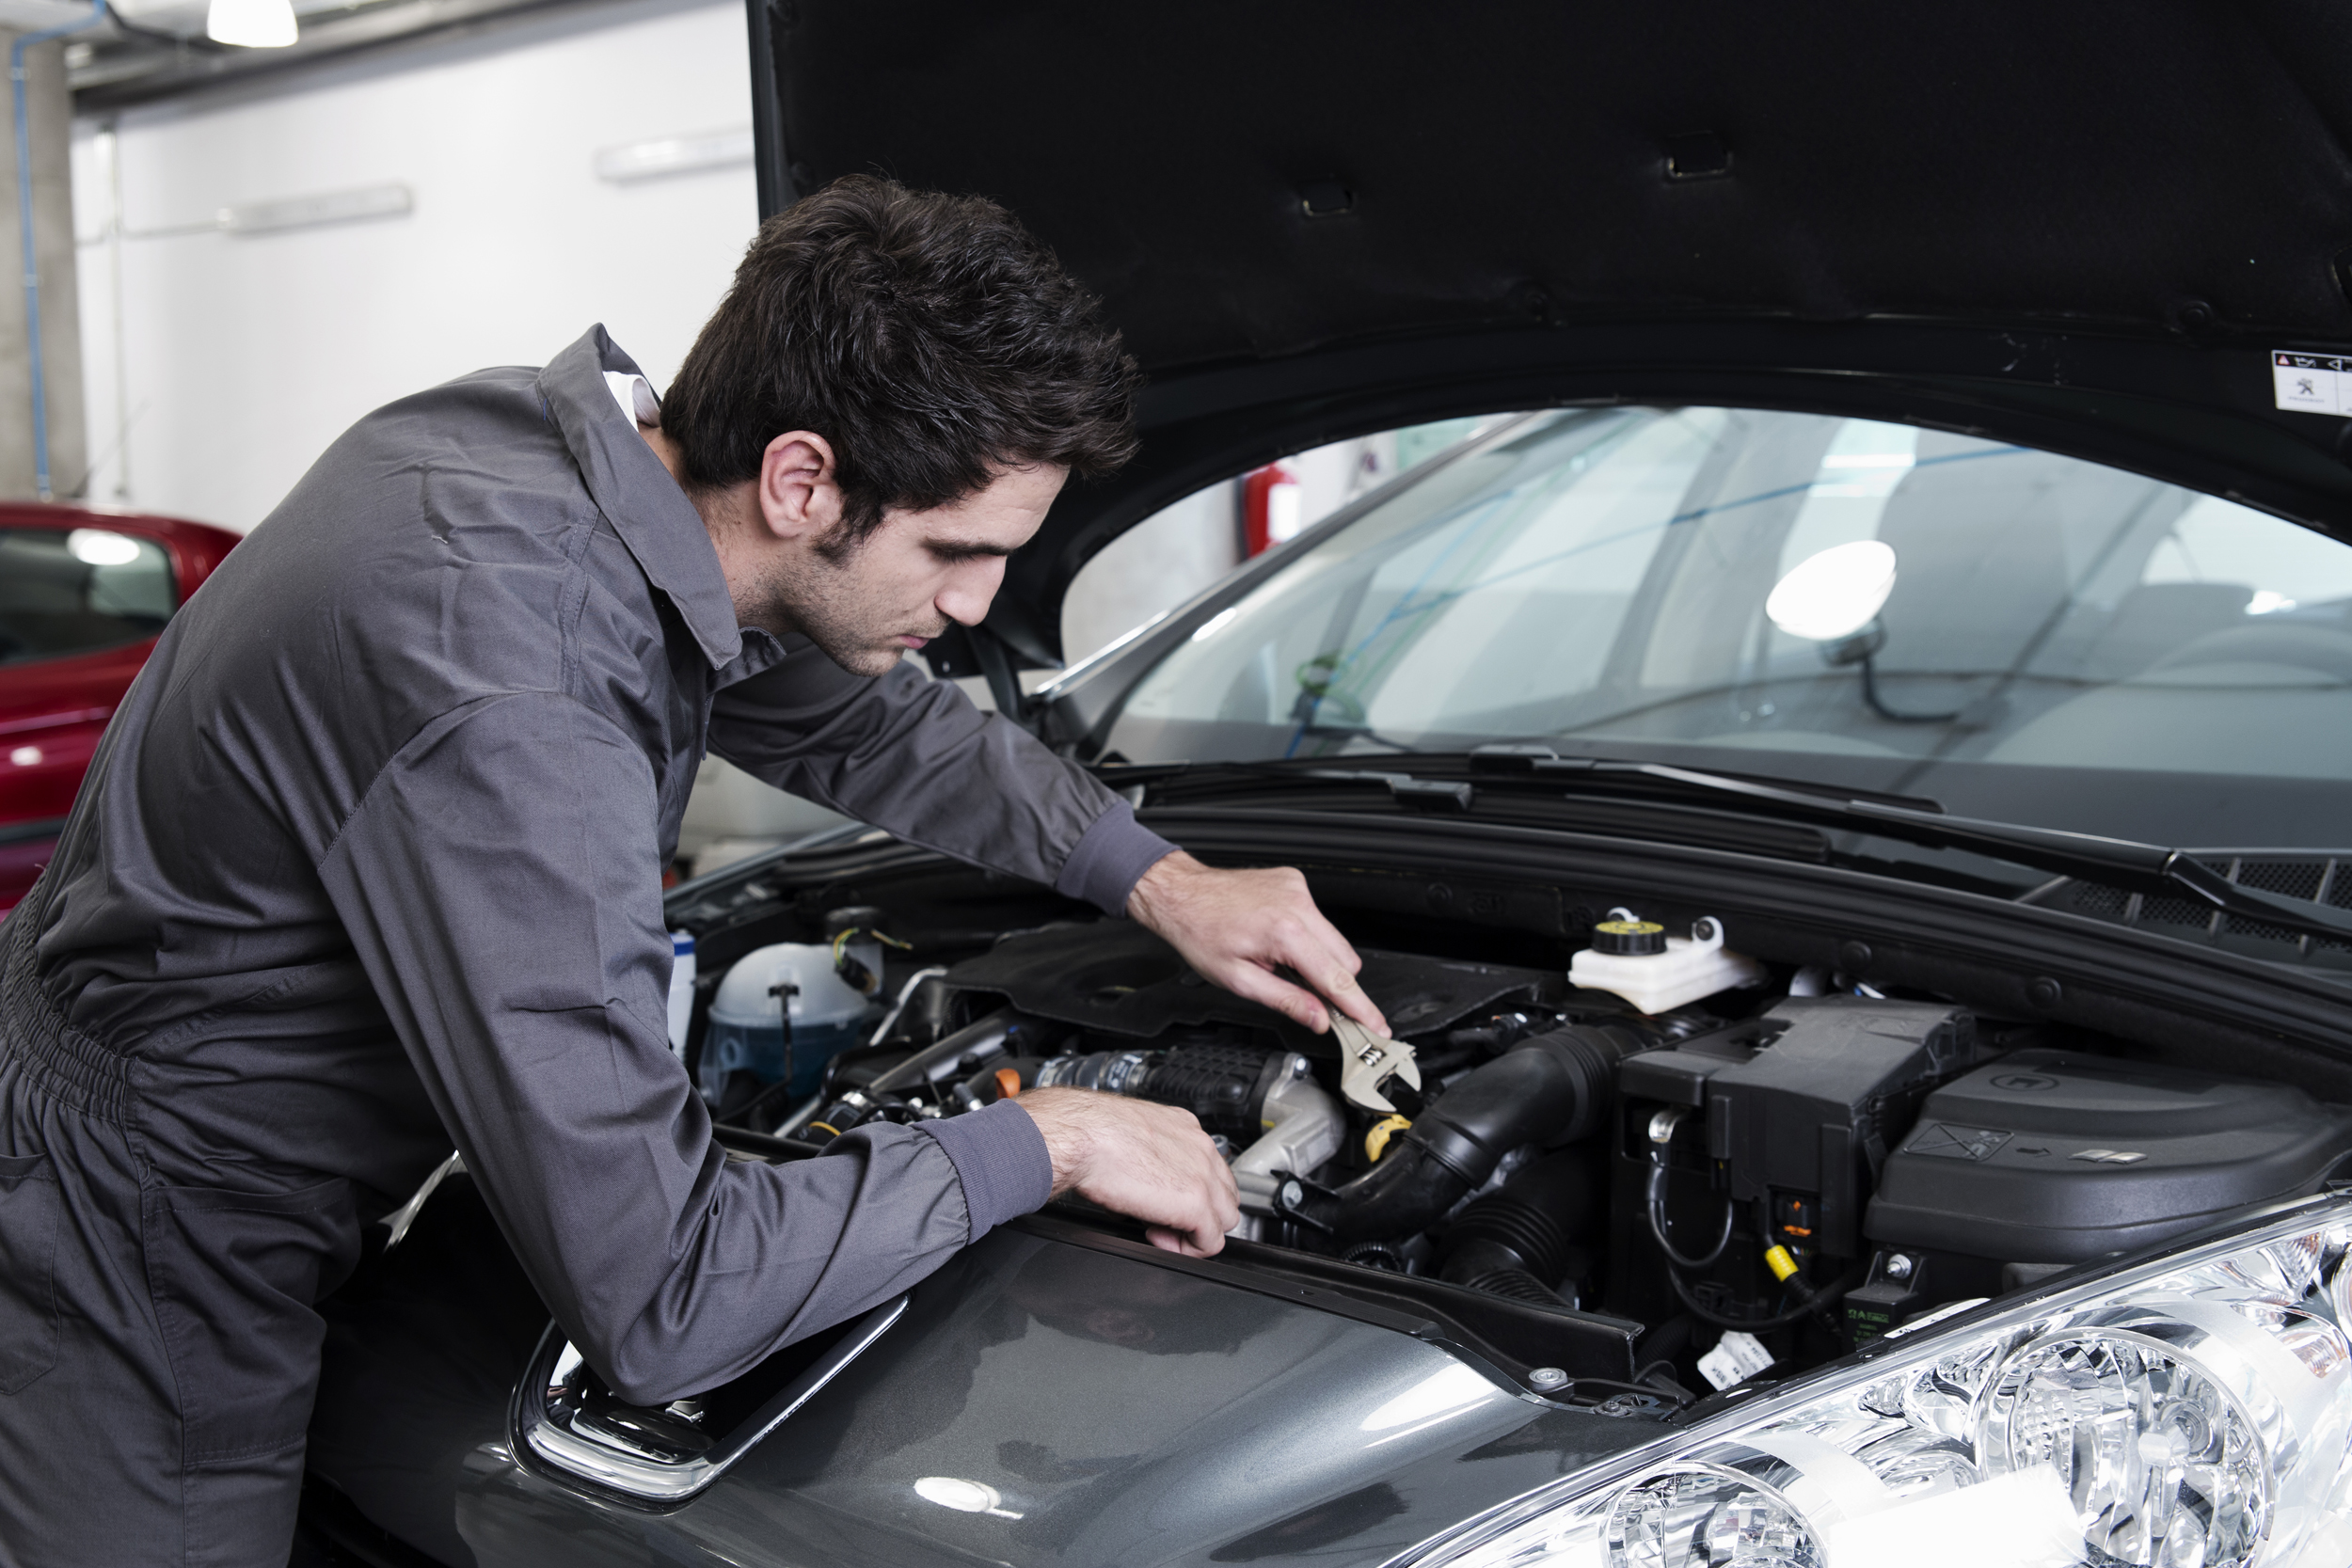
[538,325,744,670]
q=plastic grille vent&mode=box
[2236,860,2326,900]
[2312,861,2352,955]
[2066,883,2131,919]
[2138,895,2218,930]
[2040,855,2352,966]
[2221,913,2305,944]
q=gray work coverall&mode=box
[0,326,1176,1565]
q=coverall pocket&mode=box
[0,1150,59,1394]
[144,1176,357,1462]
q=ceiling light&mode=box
[206,0,296,48]
[67,529,141,566]
[222,183,411,236]
[1766,540,1899,641]
[593,129,754,183]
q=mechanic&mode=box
[0,176,1387,1566]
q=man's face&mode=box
[755,463,1068,676]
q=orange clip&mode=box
[994,1067,1023,1100]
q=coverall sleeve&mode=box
[316,689,1051,1404]
[707,641,1178,915]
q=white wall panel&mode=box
[71,0,755,529]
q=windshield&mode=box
[1103,406,2352,847]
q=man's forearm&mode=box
[708,647,1175,912]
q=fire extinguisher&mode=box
[1242,462,1302,557]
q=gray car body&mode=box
[310,1167,1656,1568]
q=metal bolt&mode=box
[1279,1179,1305,1209]
[1527,1367,1569,1392]
[1884,1253,1915,1282]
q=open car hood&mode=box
[752,1,2352,666]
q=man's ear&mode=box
[755,431,844,543]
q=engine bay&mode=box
[687,893,2352,1410]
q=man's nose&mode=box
[936,561,1007,628]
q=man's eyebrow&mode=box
[924,537,1019,561]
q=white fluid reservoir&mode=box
[700,942,872,1103]
[1569,911,1766,1014]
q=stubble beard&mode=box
[752,537,926,678]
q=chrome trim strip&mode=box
[380,1149,463,1253]
[514,1292,909,1505]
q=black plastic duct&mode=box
[1438,1153,1594,1307]
[1297,1020,1657,1244]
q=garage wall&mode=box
[61,15,1393,871]
[70,0,757,530]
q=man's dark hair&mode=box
[663,175,1140,549]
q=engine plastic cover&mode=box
[1866,1050,2352,1264]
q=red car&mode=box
[0,505,242,913]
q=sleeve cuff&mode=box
[914,1098,1054,1240]
[1053,799,1179,916]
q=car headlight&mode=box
[1403,1195,2352,1568]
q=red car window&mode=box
[0,527,177,666]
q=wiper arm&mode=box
[1470,747,2352,947]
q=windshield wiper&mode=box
[1467,746,2352,946]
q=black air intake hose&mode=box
[1439,1152,1593,1307]
[1297,1022,1650,1244]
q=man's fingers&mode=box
[1306,942,1389,1035]
[1035,1091,1239,1256]
[1146,1224,1222,1257]
[1128,851,1388,1033]
[1260,916,1390,1038]
[1329,982,1390,1036]
[1214,959,1331,1033]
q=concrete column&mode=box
[0,31,83,501]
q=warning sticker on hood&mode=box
[2275,351,2352,414]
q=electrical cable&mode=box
[1858,655,1963,723]
[1663,1201,1860,1333]
[1631,1359,1700,1403]
[716,1071,801,1131]
[829,925,911,997]
[1645,1159,1734,1269]
[1664,1261,1861,1334]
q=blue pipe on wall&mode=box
[13,0,108,500]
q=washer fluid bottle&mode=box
[699,943,871,1105]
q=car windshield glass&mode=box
[1104,407,2352,848]
[0,528,175,667]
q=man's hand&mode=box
[1126,851,1390,1037]
[1017,1085,1240,1255]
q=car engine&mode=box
[706,906,2352,1404]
